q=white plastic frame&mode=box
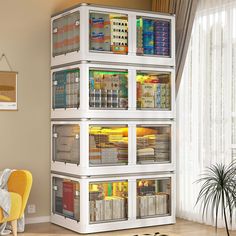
[51,172,176,234]
[51,4,175,67]
[51,120,176,176]
[51,63,175,119]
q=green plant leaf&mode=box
[195,161,236,236]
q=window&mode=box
[177,0,236,226]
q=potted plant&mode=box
[195,161,236,236]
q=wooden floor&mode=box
[21,218,236,236]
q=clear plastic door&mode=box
[53,124,80,164]
[90,11,128,54]
[137,178,171,218]
[89,125,128,166]
[136,17,171,57]
[89,180,128,223]
[136,125,171,164]
[89,69,128,109]
[53,69,80,109]
[52,11,80,57]
[136,71,171,110]
[52,177,80,221]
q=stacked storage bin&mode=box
[50,4,175,234]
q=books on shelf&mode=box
[89,196,126,222]
[62,181,75,217]
[156,193,168,215]
[104,199,113,220]
[148,195,156,216]
[89,127,128,165]
[89,148,102,164]
[138,196,148,217]
[137,132,170,163]
[137,193,169,218]
[55,180,80,220]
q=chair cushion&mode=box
[8,170,32,218]
[0,192,22,223]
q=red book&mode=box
[62,181,74,217]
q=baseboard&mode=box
[25,216,50,224]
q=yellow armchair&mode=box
[0,170,33,236]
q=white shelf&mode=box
[51,5,175,68]
[51,120,176,176]
[51,172,176,234]
[50,3,176,233]
[51,63,175,119]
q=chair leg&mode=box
[11,220,17,236]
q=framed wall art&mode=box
[0,71,18,110]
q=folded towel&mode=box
[0,169,13,235]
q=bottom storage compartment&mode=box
[89,180,128,223]
[51,173,175,233]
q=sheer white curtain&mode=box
[176,0,236,227]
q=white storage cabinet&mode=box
[51,4,175,67]
[51,172,176,234]
[51,63,175,119]
[50,3,176,233]
[51,120,175,176]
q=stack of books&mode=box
[137,148,155,163]
[89,148,101,164]
[101,147,119,164]
[54,179,80,221]
[137,132,170,163]
[89,127,128,165]
[89,197,126,222]
[137,193,169,218]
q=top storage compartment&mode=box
[51,4,175,67]
[90,11,128,54]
